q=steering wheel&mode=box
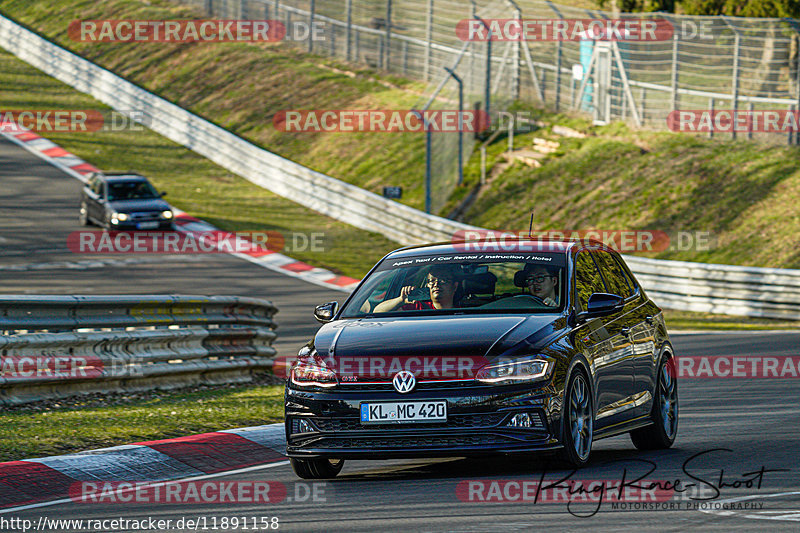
[511,294,547,305]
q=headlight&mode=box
[116,213,129,221]
[290,362,337,388]
[161,210,173,219]
[475,358,552,384]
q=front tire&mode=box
[630,356,678,450]
[290,457,344,479]
[558,369,593,468]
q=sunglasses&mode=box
[526,274,553,284]
[427,277,454,287]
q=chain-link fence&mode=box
[176,0,800,210]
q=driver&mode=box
[523,265,559,306]
[373,265,461,312]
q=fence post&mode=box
[731,31,740,140]
[308,0,315,53]
[346,0,352,61]
[330,24,336,55]
[796,44,800,145]
[512,5,521,101]
[355,27,360,61]
[239,0,246,19]
[708,97,714,139]
[275,0,281,25]
[205,0,213,15]
[385,0,393,71]
[639,87,646,124]
[425,0,434,81]
[670,34,679,112]
[403,41,409,75]
[747,101,753,140]
[445,67,464,186]
[555,43,562,111]
[789,105,795,146]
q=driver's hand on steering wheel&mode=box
[543,297,557,306]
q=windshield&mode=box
[340,252,567,318]
[107,180,160,201]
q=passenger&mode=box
[523,265,559,306]
[373,265,461,312]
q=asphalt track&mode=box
[2,136,800,531]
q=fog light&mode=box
[292,418,314,434]
[508,413,533,428]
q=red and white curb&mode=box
[0,423,286,511]
[0,125,362,293]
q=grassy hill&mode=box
[2,0,800,271]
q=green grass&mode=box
[663,309,800,331]
[0,46,397,279]
[0,384,284,462]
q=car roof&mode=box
[384,238,580,260]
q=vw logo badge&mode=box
[392,370,416,393]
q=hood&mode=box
[312,314,561,380]
[108,198,170,213]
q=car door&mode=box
[607,252,661,417]
[572,250,633,430]
[592,249,645,423]
[86,177,105,223]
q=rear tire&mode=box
[630,356,678,450]
[558,369,593,468]
[290,457,344,479]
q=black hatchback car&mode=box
[79,173,174,230]
[285,239,678,479]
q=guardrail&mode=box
[0,14,477,246]
[0,295,278,405]
[0,14,798,321]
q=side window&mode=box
[593,250,634,299]
[574,251,606,311]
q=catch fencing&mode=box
[178,0,800,213]
[0,295,278,405]
[1,12,799,322]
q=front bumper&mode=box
[285,381,563,459]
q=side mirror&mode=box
[583,293,624,319]
[314,301,339,323]
[160,191,168,197]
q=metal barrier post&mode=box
[445,67,464,186]
[425,0,434,81]
[385,0,392,71]
[731,30,740,140]
[308,0,315,53]
[670,34,679,112]
[709,97,714,139]
[346,0,352,61]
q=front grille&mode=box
[313,413,510,432]
[336,380,478,392]
[130,212,160,221]
[316,434,518,449]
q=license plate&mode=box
[137,221,159,229]
[360,401,447,424]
